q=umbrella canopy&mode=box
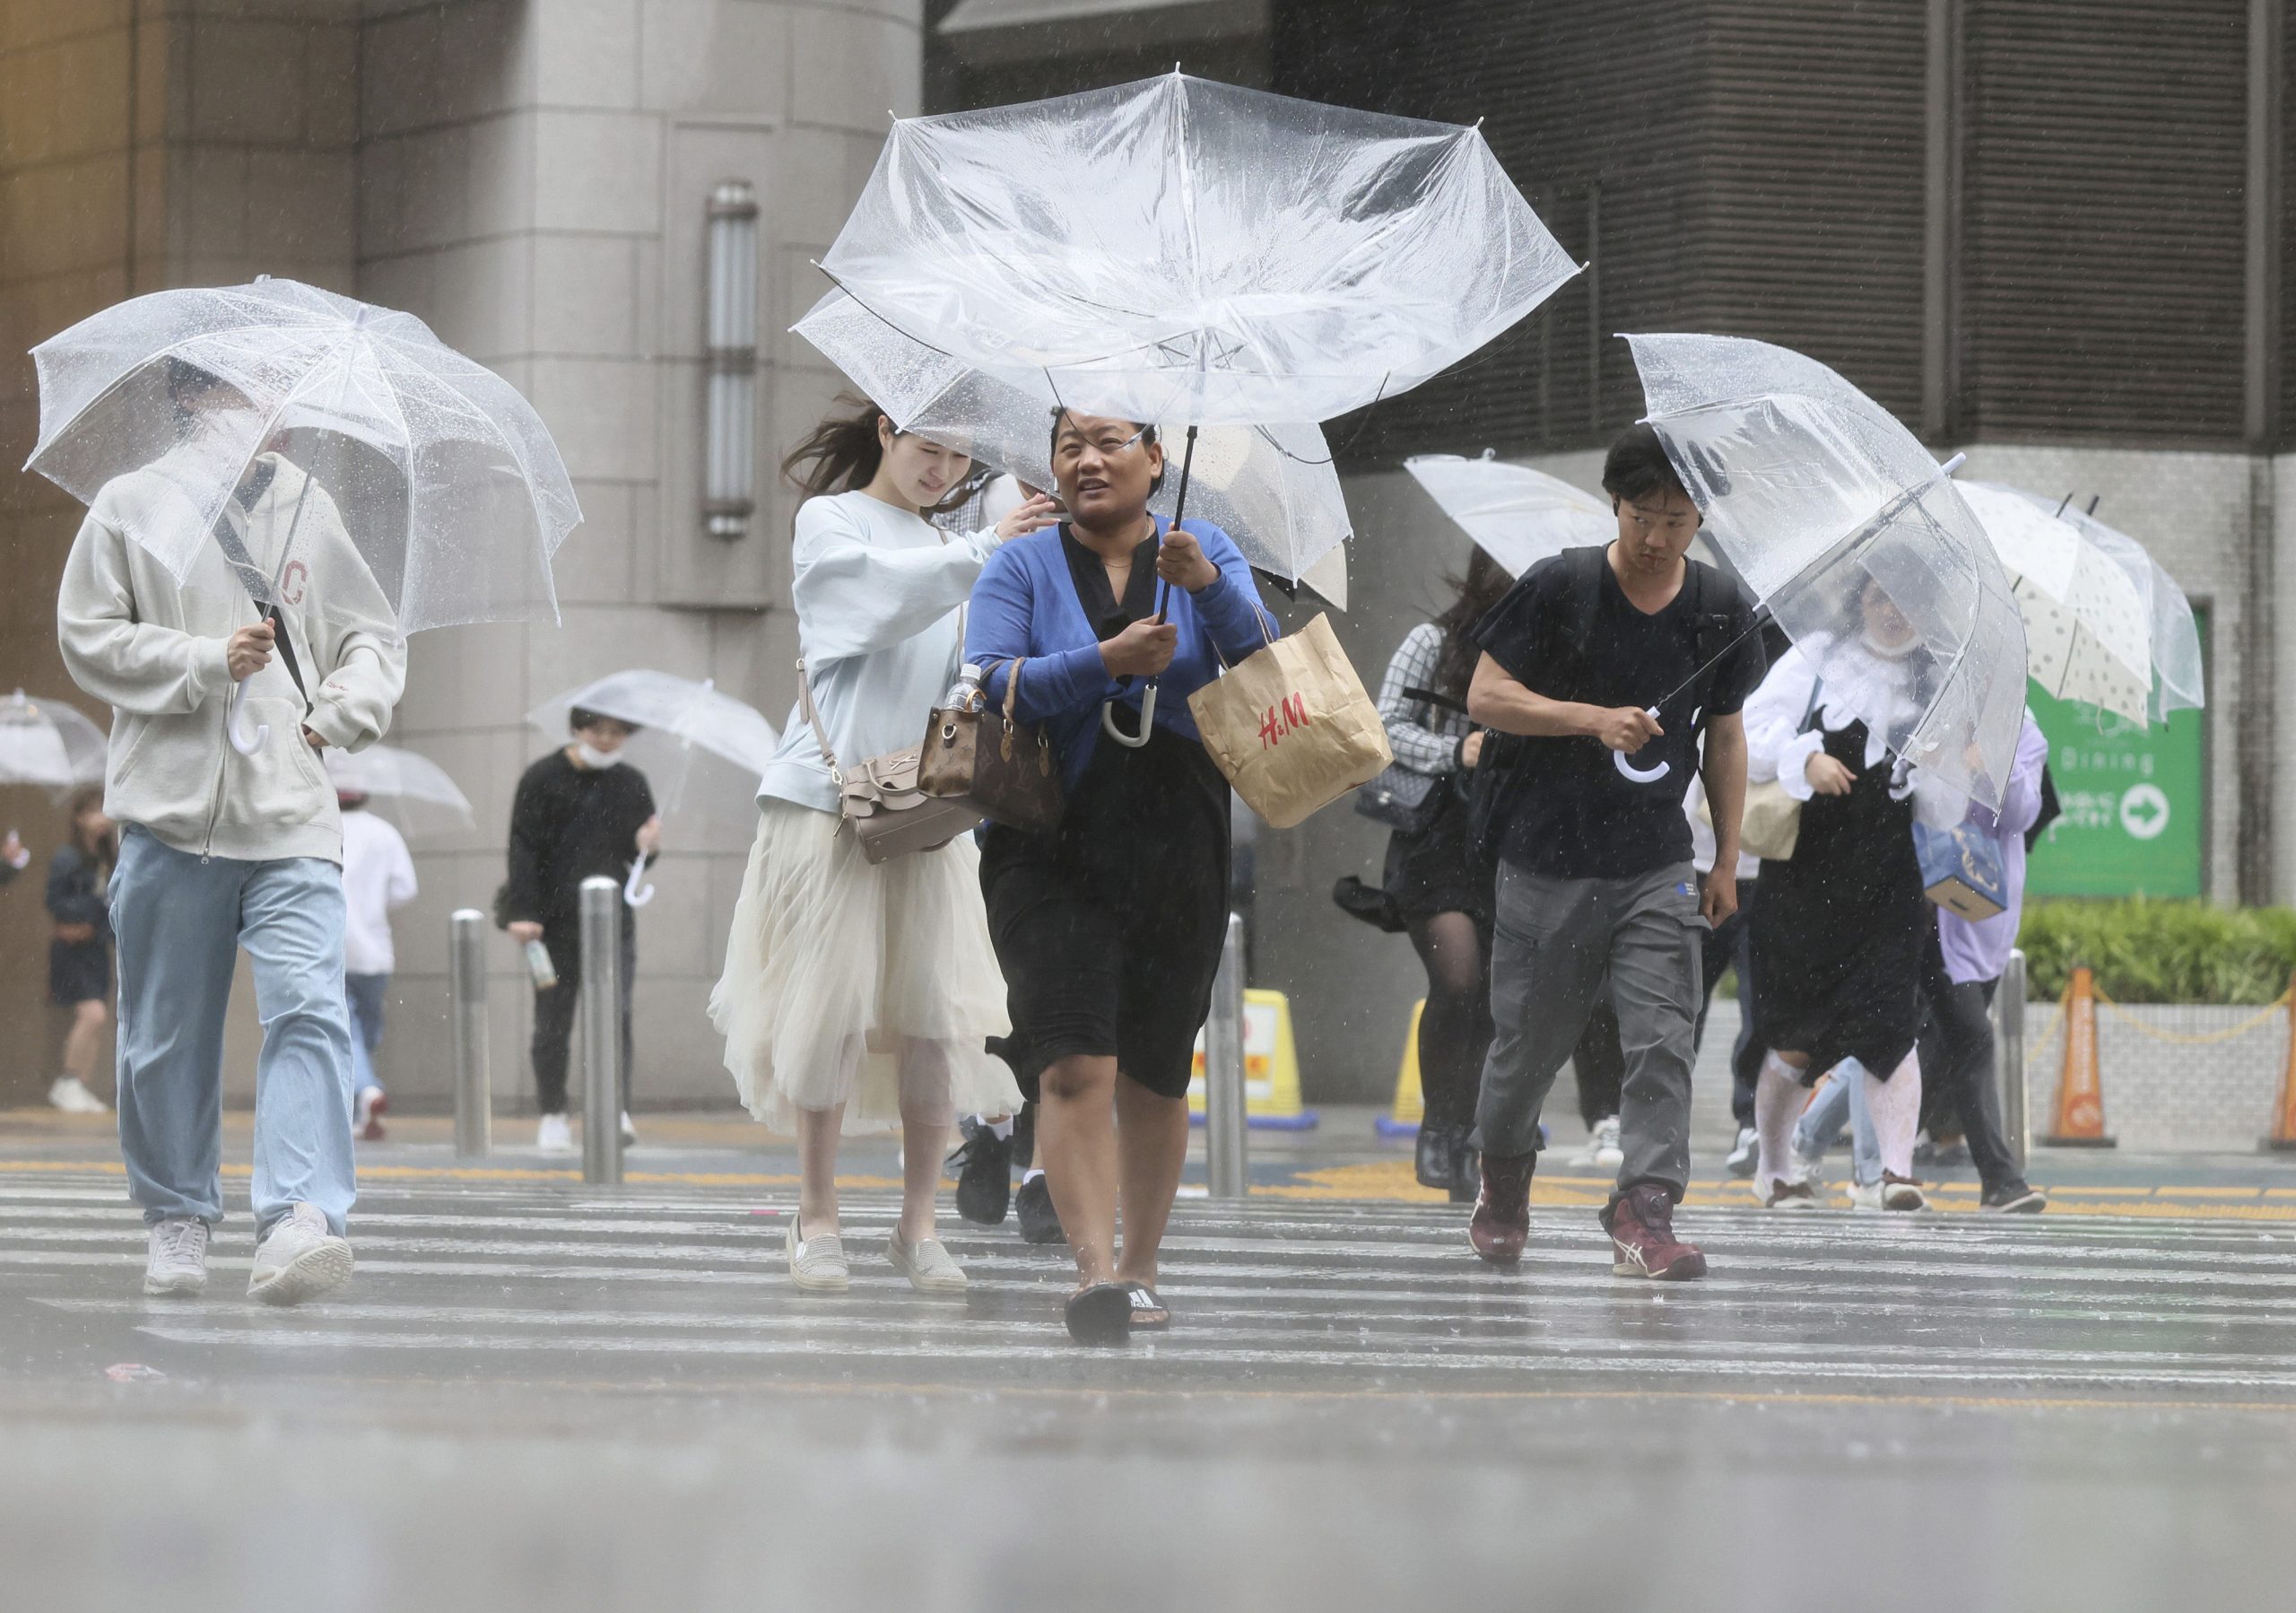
[819,71,1578,429]
[1624,333,2029,807]
[324,742,474,835]
[795,287,1352,582]
[1405,453,1613,578]
[526,671,780,830]
[0,690,107,797]
[25,276,580,639]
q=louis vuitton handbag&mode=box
[796,658,983,865]
[917,657,1064,833]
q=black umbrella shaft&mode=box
[1151,423,1202,628]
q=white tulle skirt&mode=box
[709,798,1019,1135]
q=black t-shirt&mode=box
[1472,546,1767,880]
[504,750,658,921]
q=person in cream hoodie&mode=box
[57,369,406,1307]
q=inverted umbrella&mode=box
[1405,452,1613,578]
[795,287,1352,583]
[1624,333,2028,807]
[26,276,581,753]
[0,689,108,797]
[324,742,474,835]
[526,671,781,906]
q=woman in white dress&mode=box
[712,396,1057,1295]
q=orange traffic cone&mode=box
[2263,972,2296,1152]
[2044,965,2116,1147]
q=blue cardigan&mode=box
[968,518,1279,792]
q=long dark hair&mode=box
[66,786,116,869]
[1431,549,1515,702]
[779,393,974,515]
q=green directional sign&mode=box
[2025,668,2207,899]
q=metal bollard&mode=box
[1998,946,2028,1169]
[578,876,623,1185]
[1205,912,1248,1201]
[448,908,491,1158]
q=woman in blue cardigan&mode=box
[969,410,1277,1345]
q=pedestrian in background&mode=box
[970,408,1280,1344]
[1,828,28,884]
[338,788,415,1142]
[1464,424,1765,1280]
[503,710,660,1155]
[715,396,1051,1296]
[58,390,405,1305]
[1370,549,1511,1200]
[1741,580,1968,1211]
[44,787,116,1115]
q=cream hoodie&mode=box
[57,452,407,865]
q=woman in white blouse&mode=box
[712,396,1057,1295]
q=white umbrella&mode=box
[324,743,474,835]
[1405,452,1613,578]
[795,287,1353,584]
[526,671,781,905]
[25,276,581,755]
[0,689,108,797]
[1624,332,2029,807]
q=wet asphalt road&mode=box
[5,1167,2295,1610]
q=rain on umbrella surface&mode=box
[1957,483,2205,726]
[819,71,1578,740]
[0,690,108,798]
[324,742,475,836]
[25,276,582,753]
[796,286,1354,585]
[526,671,781,906]
[1405,453,1615,579]
[1624,332,2029,807]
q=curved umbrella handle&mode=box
[623,857,656,909]
[226,681,269,755]
[1100,684,1158,749]
[1612,707,1671,784]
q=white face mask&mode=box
[573,741,622,770]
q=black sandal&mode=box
[1125,1283,1170,1332]
[1064,1280,1135,1346]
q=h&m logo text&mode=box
[1258,693,1309,748]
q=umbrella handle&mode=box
[623,858,655,909]
[226,681,268,755]
[1100,685,1157,749]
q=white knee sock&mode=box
[1753,1051,1805,1190]
[1863,1051,1922,1180]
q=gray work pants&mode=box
[1472,859,1707,1198]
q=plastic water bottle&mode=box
[944,662,985,713]
[525,938,558,990]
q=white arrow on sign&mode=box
[2118,783,2170,841]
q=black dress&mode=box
[1382,783,1489,922]
[1748,719,1928,1080]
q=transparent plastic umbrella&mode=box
[0,689,108,798]
[24,276,581,754]
[1624,332,2029,807]
[324,742,474,836]
[526,671,781,906]
[822,72,1579,430]
[1405,452,1614,578]
[795,287,1352,583]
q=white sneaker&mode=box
[787,1213,849,1293]
[620,1111,638,1147]
[535,1113,575,1154]
[889,1234,968,1294]
[48,1076,108,1114]
[1590,1114,1624,1170]
[353,1085,387,1141]
[1725,1125,1759,1178]
[1847,1179,1884,1213]
[1880,1173,1928,1212]
[143,1217,209,1296]
[247,1203,352,1306]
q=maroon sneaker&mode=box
[1468,1151,1535,1265]
[1601,1183,1707,1281]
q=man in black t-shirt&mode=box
[1463,425,1767,1280]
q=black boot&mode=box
[1414,1122,1456,1191]
[1447,1123,1479,1204]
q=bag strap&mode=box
[794,658,844,785]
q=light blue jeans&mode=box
[111,827,356,1236]
[1792,1060,1880,1187]
[345,972,388,1097]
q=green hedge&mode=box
[2018,900,2296,1005]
